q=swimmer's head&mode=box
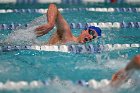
[132,55,140,69]
[78,26,102,43]
[84,26,102,36]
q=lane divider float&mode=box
[0,8,140,14]
[0,78,135,90]
[0,44,139,53]
[0,79,110,90]
[0,22,140,30]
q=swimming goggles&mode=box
[84,29,97,42]
[88,29,97,39]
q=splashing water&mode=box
[3,15,48,45]
[44,73,140,93]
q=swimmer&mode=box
[110,55,140,87]
[35,4,101,45]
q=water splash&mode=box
[43,77,140,93]
[3,15,48,45]
[45,77,92,93]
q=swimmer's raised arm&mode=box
[110,55,140,87]
[35,4,59,37]
[35,3,73,40]
[35,4,102,44]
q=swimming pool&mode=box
[0,2,140,93]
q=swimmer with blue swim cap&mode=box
[35,4,102,45]
[35,4,140,88]
[84,26,102,37]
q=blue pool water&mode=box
[0,4,140,93]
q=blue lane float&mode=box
[0,8,140,14]
[0,44,139,53]
[0,22,140,30]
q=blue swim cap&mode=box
[85,26,102,36]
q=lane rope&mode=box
[0,78,135,90]
[0,79,110,90]
[0,0,140,4]
[0,44,139,53]
[0,22,140,30]
[0,8,140,13]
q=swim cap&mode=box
[85,26,102,36]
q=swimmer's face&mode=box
[78,29,98,43]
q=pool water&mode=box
[0,4,140,93]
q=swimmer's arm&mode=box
[35,4,58,37]
[35,24,54,37]
[110,61,136,87]
[110,69,127,87]
[110,55,140,87]
[110,63,132,87]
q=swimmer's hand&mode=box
[35,24,54,37]
[110,69,128,87]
